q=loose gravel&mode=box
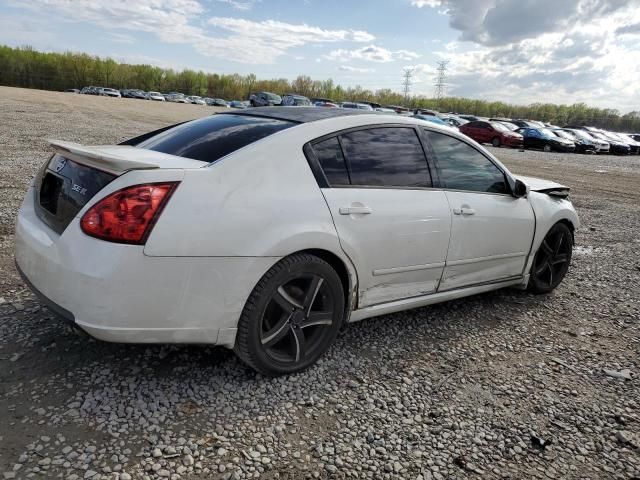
[1,87,638,480]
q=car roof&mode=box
[225,106,383,124]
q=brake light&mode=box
[80,182,179,244]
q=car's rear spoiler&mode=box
[48,140,159,175]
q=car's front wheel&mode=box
[543,144,552,152]
[234,253,345,375]
[492,137,501,147]
[528,223,573,293]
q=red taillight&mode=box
[80,182,179,244]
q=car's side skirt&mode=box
[348,276,523,323]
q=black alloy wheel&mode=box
[528,223,573,293]
[235,253,344,375]
[543,144,552,152]
[492,137,501,147]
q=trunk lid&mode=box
[34,140,207,235]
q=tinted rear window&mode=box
[137,114,295,163]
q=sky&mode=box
[1,0,640,112]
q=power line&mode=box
[434,60,449,106]
[402,67,415,103]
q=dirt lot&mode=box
[0,87,638,480]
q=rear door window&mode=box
[339,127,431,188]
[136,114,295,163]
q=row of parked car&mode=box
[65,86,249,108]
[452,115,640,155]
[65,87,638,154]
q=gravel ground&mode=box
[0,87,638,480]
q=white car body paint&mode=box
[15,113,579,348]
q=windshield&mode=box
[149,92,161,96]
[137,114,295,163]
[499,121,517,130]
[590,131,608,141]
[540,128,558,138]
[555,130,574,140]
[570,129,594,141]
[294,98,311,106]
[265,93,281,101]
[490,122,509,132]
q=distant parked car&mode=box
[607,132,640,154]
[460,121,523,148]
[569,127,631,155]
[517,127,575,152]
[439,115,469,128]
[340,102,373,111]
[282,94,312,106]
[489,118,519,130]
[64,88,80,93]
[206,98,229,107]
[458,114,480,121]
[166,93,188,103]
[562,129,609,153]
[128,90,147,100]
[314,101,339,108]
[146,92,165,101]
[414,114,452,128]
[229,100,248,109]
[414,109,438,116]
[510,119,538,128]
[80,86,100,95]
[250,92,282,107]
[98,88,121,98]
[310,97,336,104]
[553,129,596,154]
[185,96,206,105]
[384,105,411,115]
[375,107,397,114]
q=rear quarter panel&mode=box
[142,126,342,258]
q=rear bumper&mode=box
[15,188,276,347]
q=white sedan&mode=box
[15,108,579,375]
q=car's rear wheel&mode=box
[492,137,501,147]
[543,144,552,152]
[234,253,345,375]
[528,223,573,294]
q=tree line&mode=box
[2,45,639,132]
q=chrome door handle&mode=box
[339,206,372,215]
[453,207,475,215]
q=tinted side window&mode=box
[340,128,431,188]
[424,130,508,194]
[137,114,295,163]
[312,137,350,186]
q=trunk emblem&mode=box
[54,157,67,173]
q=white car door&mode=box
[423,129,535,291]
[307,127,451,307]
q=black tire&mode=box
[492,137,501,148]
[528,223,573,294]
[234,253,345,375]
[543,144,552,152]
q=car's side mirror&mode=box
[513,179,528,198]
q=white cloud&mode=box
[324,45,420,63]
[214,0,260,10]
[339,65,375,73]
[411,0,442,7]
[10,0,376,64]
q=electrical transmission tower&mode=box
[434,60,449,106]
[402,67,415,104]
